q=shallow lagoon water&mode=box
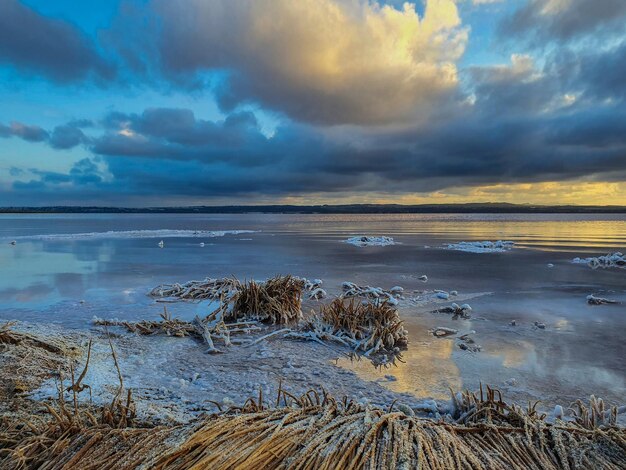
[0,213,625,407]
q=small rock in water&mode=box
[432,327,457,337]
[534,321,546,329]
[418,275,428,282]
[505,378,517,386]
[390,286,404,294]
[436,292,449,300]
[385,375,397,382]
[510,320,516,326]
[10,240,16,245]
[450,290,458,296]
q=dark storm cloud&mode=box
[571,41,626,101]
[28,99,626,200]
[0,0,113,82]
[500,0,626,44]
[92,108,271,164]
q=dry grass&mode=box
[230,275,304,324]
[2,384,624,470]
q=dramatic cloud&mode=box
[152,0,468,125]
[501,0,626,43]
[0,0,113,82]
[92,108,270,164]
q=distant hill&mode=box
[1,204,625,214]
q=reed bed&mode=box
[101,278,407,362]
[2,385,624,470]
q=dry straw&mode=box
[2,384,625,469]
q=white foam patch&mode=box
[446,240,514,253]
[11,229,256,241]
[345,236,395,247]
[572,252,625,269]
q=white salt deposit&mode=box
[345,236,395,247]
[10,229,256,241]
[446,240,514,253]
[572,252,625,269]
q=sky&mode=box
[0,0,625,206]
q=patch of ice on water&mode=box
[345,236,395,247]
[446,240,514,253]
[572,252,625,269]
[11,229,256,241]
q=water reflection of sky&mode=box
[0,213,624,405]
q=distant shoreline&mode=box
[1,204,626,214]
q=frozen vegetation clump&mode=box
[344,236,395,247]
[446,240,514,253]
[293,298,409,358]
[586,294,619,305]
[341,281,403,305]
[573,252,626,269]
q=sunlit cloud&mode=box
[153,0,469,125]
